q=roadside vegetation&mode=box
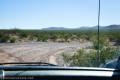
[62,39,119,67]
[0,29,120,67]
[0,29,120,43]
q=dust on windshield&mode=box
[0,0,120,68]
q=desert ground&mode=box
[0,42,92,66]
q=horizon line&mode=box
[0,24,120,30]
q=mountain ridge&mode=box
[42,25,120,30]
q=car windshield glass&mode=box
[0,0,120,68]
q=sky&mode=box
[0,0,120,29]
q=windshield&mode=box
[0,0,120,68]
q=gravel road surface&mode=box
[0,42,92,66]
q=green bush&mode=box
[19,32,28,38]
[61,53,72,66]
[70,49,90,66]
[62,47,119,67]
[99,47,119,64]
[92,36,109,50]
[0,35,10,43]
[37,36,42,41]
[10,37,16,43]
[37,35,48,42]
[62,49,94,67]
[49,34,57,42]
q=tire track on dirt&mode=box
[48,47,77,65]
[34,43,86,65]
[0,49,24,63]
[0,42,92,64]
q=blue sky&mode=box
[0,0,120,29]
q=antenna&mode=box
[97,0,101,65]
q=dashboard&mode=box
[0,66,120,80]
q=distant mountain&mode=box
[89,25,120,30]
[42,27,68,30]
[105,25,120,29]
[41,25,120,30]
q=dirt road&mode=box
[0,42,92,66]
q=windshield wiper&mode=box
[0,62,58,66]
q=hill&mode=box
[42,25,120,30]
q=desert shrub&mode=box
[62,47,119,67]
[92,36,109,50]
[0,35,10,43]
[37,36,41,41]
[29,35,34,40]
[37,35,48,42]
[10,37,16,43]
[49,34,58,42]
[63,34,70,42]
[99,47,119,64]
[70,49,90,66]
[19,32,28,38]
[61,53,72,66]
[62,49,94,67]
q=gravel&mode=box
[0,42,92,66]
